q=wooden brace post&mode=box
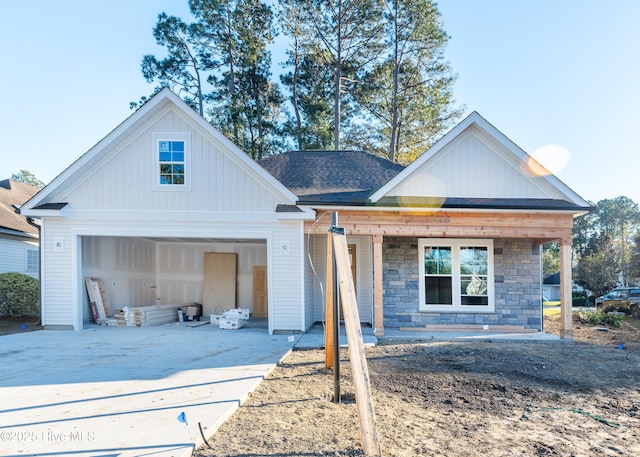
[332,230,382,457]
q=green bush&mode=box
[0,272,40,316]
[579,311,624,328]
[572,291,589,306]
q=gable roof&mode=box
[0,179,39,237]
[259,150,405,204]
[20,88,300,216]
[370,112,591,211]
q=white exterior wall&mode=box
[309,234,373,324]
[40,217,304,332]
[385,126,568,200]
[0,237,39,278]
[32,96,309,332]
[45,109,284,213]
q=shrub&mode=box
[0,272,39,316]
[572,291,589,306]
[579,311,624,328]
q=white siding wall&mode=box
[309,234,373,324]
[386,127,568,200]
[36,100,306,331]
[269,221,306,331]
[41,217,304,332]
[48,109,285,213]
[0,237,39,278]
[40,218,75,327]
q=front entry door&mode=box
[339,244,357,320]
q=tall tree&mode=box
[190,0,282,158]
[542,242,560,275]
[572,205,598,257]
[354,0,461,163]
[595,196,640,286]
[629,231,640,284]
[11,170,45,189]
[306,0,385,150]
[575,233,619,297]
[138,13,206,115]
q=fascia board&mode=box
[276,207,316,220]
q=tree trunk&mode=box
[334,0,342,151]
[389,0,400,162]
[292,35,303,150]
[225,1,239,143]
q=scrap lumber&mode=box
[122,303,185,327]
[92,278,112,318]
[332,230,381,457]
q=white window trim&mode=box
[418,238,495,313]
[152,132,192,191]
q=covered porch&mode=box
[306,209,576,340]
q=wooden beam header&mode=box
[305,210,573,242]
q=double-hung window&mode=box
[153,133,191,190]
[419,238,494,312]
[26,249,38,272]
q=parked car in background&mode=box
[598,288,640,317]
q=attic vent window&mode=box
[153,132,191,191]
[159,141,185,185]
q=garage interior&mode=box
[80,236,268,327]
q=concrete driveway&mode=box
[0,321,302,457]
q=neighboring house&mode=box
[20,88,590,338]
[543,272,586,301]
[0,179,40,279]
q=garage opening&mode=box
[80,236,268,329]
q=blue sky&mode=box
[2,0,639,205]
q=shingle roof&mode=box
[0,179,40,237]
[258,150,405,204]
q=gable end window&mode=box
[159,140,185,185]
[152,133,191,190]
[418,238,494,313]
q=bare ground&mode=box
[196,315,640,457]
[0,315,41,336]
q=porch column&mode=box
[373,235,384,336]
[559,236,574,340]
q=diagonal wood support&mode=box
[333,230,382,457]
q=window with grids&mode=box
[419,239,494,312]
[26,250,38,272]
[158,140,185,185]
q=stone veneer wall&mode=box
[382,237,542,329]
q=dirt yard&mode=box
[0,315,41,336]
[196,315,640,457]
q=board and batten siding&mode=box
[45,109,285,214]
[309,234,373,324]
[384,126,568,200]
[0,238,39,278]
